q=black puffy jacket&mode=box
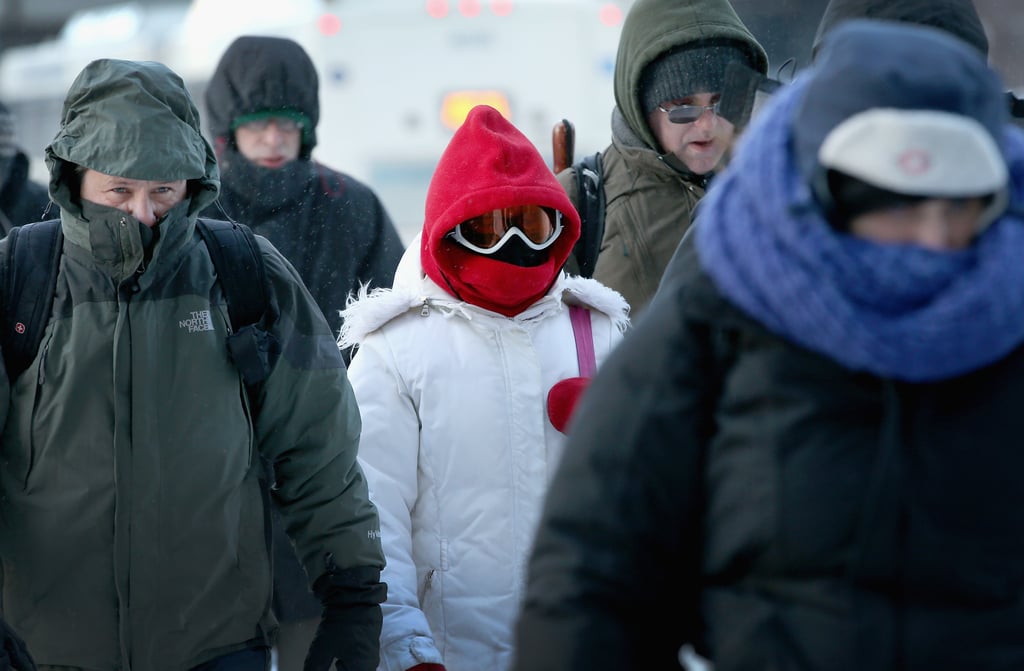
[515,232,1024,670]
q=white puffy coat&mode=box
[339,238,630,671]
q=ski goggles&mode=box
[447,205,563,255]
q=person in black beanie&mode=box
[557,0,768,318]
[0,101,51,233]
[202,35,404,671]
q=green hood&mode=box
[44,58,219,219]
[614,0,769,151]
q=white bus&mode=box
[0,0,633,241]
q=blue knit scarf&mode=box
[697,76,1024,382]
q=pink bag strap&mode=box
[569,305,596,378]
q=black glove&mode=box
[0,616,36,671]
[303,565,387,671]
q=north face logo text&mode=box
[180,310,215,333]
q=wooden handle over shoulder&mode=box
[552,118,575,174]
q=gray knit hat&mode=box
[0,101,17,159]
[640,41,755,114]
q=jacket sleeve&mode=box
[355,188,406,292]
[252,239,386,579]
[513,277,717,671]
[347,330,447,670]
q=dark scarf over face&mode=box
[695,72,1024,383]
[215,146,313,221]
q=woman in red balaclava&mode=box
[337,105,629,671]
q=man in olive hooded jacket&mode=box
[0,58,386,671]
[559,0,767,318]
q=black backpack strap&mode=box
[195,219,280,551]
[195,218,278,393]
[571,151,605,278]
[196,218,268,328]
[2,220,63,382]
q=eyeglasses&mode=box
[447,205,563,255]
[657,100,721,124]
[237,116,305,133]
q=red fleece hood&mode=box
[420,105,581,316]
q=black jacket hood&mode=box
[812,0,989,58]
[205,35,320,159]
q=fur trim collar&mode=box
[338,271,630,349]
[559,275,630,332]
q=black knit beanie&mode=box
[640,41,755,115]
[812,0,989,58]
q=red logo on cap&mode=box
[897,148,931,175]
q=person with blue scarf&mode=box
[511,19,1024,671]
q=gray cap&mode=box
[640,41,755,114]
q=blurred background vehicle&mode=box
[0,0,1019,241]
[0,0,631,241]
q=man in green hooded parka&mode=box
[0,58,386,671]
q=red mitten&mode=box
[547,376,591,433]
[408,665,446,671]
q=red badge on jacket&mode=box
[547,376,591,434]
